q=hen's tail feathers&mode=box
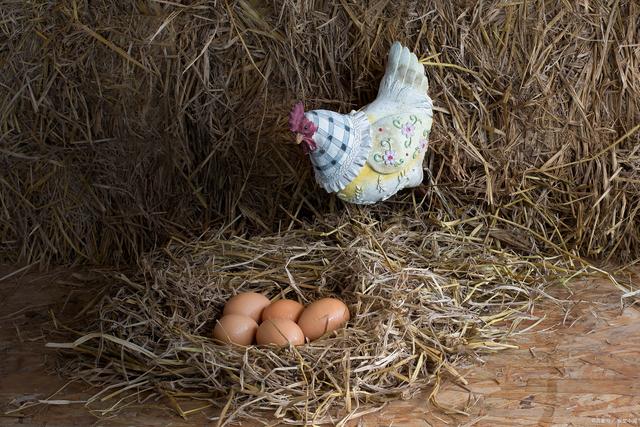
[377,42,431,110]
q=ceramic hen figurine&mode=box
[289,42,433,204]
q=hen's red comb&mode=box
[288,101,305,132]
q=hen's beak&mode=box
[295,133,304,145]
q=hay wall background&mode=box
[2,0,639,265]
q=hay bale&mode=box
[1,1,639,264]
[1,2,189,263]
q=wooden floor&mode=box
[0,266,638,426]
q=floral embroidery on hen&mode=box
[368,113,431,175]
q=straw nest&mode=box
[2,1,639,264]
[48,207,623,425]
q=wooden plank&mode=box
[0,266,638,426]
[362,276,640,427]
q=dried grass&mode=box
[2,0,640,424]
[43,208,611,425]
[1,0,639,265]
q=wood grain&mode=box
[1,266,638,426]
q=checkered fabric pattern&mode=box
[305,109,371,193]
[308,110,350,169]
[305,110,371,192]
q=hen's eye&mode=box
[303,125,308,130]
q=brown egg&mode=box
[223,292,271,322]
[297,298,350,341]
[261,299,305,323]
[256,319,305,346]
[213,314,258,346]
